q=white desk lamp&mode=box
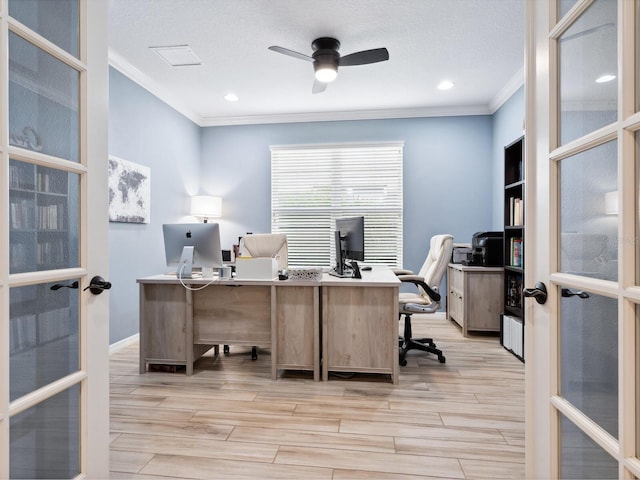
[191,195,222,223]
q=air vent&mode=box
[150,45,202,67]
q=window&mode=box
[271,142,403,268]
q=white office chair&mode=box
[395,233,454,365]
[225,233,288,360]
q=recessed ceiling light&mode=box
[438,80,455,90]
[150,45,202,67]
[596,74,616,83]
[224,93,239,102]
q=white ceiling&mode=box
[108,0,525,127]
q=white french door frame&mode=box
[0,0,109,477]
[526,0,640,477]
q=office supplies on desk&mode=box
[235,257,278,280]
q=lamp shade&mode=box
[191,195,222,219]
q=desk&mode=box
[137,267,399,383]
[138,275,319,379]
[321,269,399,383]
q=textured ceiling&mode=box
[108,0,525,126]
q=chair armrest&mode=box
[392,268,414,276]
[397,274,441,302]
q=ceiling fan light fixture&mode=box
[315,65,338,83]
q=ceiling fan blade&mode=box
[268,45,314,62]
[340,48,389,66]
[312,79,328,94]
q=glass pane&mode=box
[558,0,617,145]
[560,290,617,438]
[559,0,578,20]
[9,0,79,57]
[9,160,80,273]
[10,385,80,478]
[559,141,617,280]
[9,32,80,162]
[9,280,79,401]
[560,414,618,479]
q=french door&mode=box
[0,0,109,477]
[527,0,640,477]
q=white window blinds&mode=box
[271,142,403,268]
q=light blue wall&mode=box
[108,68,526,345]
[200,116,494,278]
[108,68,201,344]
[492,86,525,228]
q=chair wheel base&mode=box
[251,346,257,361]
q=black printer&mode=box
[465,231,504,266]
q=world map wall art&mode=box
[108,156,151,223]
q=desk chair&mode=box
[225,233,288,360]
[395,233,453,366]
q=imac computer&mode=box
[331,216,364,278]
[163,223,223,278]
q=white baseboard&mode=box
[109,333,139,354]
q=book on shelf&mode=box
[508,197,523,226]
[510,237,523,267]
[501,314,523,357]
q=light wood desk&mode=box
[137,275,320,379]
[321,268,400,383]
[137,267,399,383]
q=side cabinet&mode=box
[447,264,503,337]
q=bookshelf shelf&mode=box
[501,136,525,362]
[9,160,70,274]
[9,160,74,354]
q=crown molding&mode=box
[198,104,493,127]
[108,49,202,124]
[489,67,525,113]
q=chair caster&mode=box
[251,346,257,361]
[399,356,407,367]
[223,345,230,355]
[438,355,446,363]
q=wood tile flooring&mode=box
[110,313,525,479]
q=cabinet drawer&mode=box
[449,266,463,291]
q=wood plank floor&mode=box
[110,313,525,479]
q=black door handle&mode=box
[561,288,589,299]
[51,281,79,291]
[83,276,112,295]
[523,282,548,305]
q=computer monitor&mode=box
[163,223,223,278]
[333,216,364,277]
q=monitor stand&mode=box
[328,260,361,279]
[178,246,195,278]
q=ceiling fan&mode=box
[268,37,389,93]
